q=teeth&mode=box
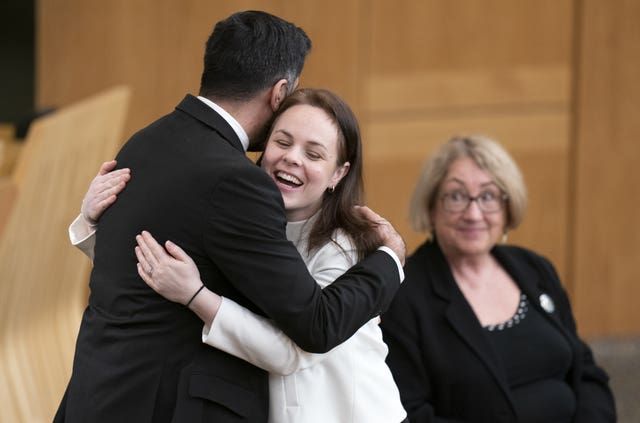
[276,171,302,185]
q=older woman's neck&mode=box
[445,251,497,286]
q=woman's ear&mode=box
[330,162,351,189]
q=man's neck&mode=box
[209,91,272,145]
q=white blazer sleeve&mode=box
[202,234,356,375]
[69,214,97,261]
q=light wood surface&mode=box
[359,0,573,289]
[571,0,640,336]
[36,0,365,140]
[0,86,130,423]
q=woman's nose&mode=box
[463,198,483,219]
[283,149,302,166]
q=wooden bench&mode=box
[0,86,130,422]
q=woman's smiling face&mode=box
[431,157,506,259]
[261,104,350,222]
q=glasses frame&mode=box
[440,190,508,214]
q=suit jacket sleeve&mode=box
[535,255,616,423]
[203,165,400,353]
[202,238,356,374]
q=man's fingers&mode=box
[355,205,386,224]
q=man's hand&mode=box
[355,206,406,266]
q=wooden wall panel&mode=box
[367,0,572,72]
[365,66,569,113]
[360,0,574,287]
[37,0,363,141]
[572,0,640,336]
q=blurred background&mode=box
[1,0,638,421]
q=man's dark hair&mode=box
[199,11,312,101]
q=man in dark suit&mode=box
[55,10,405,423]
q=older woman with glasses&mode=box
[380,135,615,423]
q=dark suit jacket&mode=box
[380,240,615,423]
[55,95,400,423]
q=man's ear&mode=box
[270,79,289,112]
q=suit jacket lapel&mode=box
[425,242,516,409]
[175,94,245,153]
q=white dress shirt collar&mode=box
[197,96,249,152]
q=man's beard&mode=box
[247,114,275,152]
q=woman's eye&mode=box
[480,191,498,201]
[307,151,322,160]
[449,191,466,201]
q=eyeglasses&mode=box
[440,190,507,213]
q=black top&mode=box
[485,294,576,422]
[381,239,616,423]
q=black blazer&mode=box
[380,240,615,423]
[55,95,400,423]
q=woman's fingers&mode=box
[136,233,159,272]
[134,235,197,304]
[135,245,153,275]
[140,231,170,263]
[165,240,192,263]
[103,168,131,185]
[136,261,153,285]
[98,160,118,175]
[82,164,131,224]
[136,232,187,271]
[95,169,130,197]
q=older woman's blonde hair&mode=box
[409,135,527,233]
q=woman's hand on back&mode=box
[81,160,131,225]
[135,231,203,305]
